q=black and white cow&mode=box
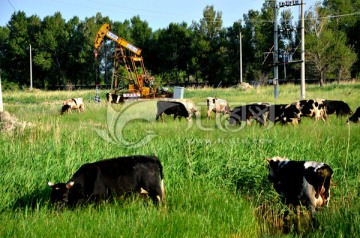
[61,98,85,115]
[48,155,165,207]
[323,100,352,117]
[266,103,301,125]
[228,103,269,126]
[106,93,123,104]
[298,99,326,122]
[266,104,288,124]
[206,97,231,119]
[170,99,201,118]
[266,156,333,213]
[347,106,360,123]
[279,102,302,125]
[156,101,191,122]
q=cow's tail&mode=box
[318,165,333,205]
[158,160,166,206]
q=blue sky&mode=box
[1,0,317,30]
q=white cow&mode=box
[206,97,230,119]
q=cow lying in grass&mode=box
[266,156,333,215]
[48,155,165,207]
[60,98,85,115]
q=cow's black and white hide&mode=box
[106,93,123,104]
[266,156,333,213]
[48,155,165,207]
[61,98,85,115]
[298,99,326,122]
[228,103,269,126]
[206,97,231,119]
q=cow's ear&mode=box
[66,181,74,189]
[48,181,54,187]
[265,158,272,163]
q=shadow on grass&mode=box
[11,187,158,212]
[12,187,51,210]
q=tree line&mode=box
[0,0,359,90]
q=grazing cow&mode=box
[206,97,231,119]
[279,102,302,125]
[298,99,326,122]
[266,156,333,213]
[106,92,123,104]
[324,100,352,117]
[48,155,165,207]
[228,103,269,126]
[171,99,201,118]
[156,101,191,122]
[266,104,288,124]
[347,106,360,123]
[61,98,85,115]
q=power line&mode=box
[7,0,16,11]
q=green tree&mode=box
[242,1,274,84]
[305,4,356,85]
[149,22,192,83]
[191,5,226,85]
[129,16,152,63]
[91,13,113,85]
[6,11,30,86]
[0,26,10,84]
[34,12,69,87]
[322,0,360,77]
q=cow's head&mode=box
[48,181,76,205]
[206,97,215,107]
[265,156,289,182]
[193,108,201,117]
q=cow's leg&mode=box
[207,110,211,119]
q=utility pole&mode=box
[273,0,279,99]
[29,44,33,90]
[300,0,306,99]
[239,31,243,83]
[0,69,3,112]
[275,0,303,99]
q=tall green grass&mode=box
[0,83,359,237]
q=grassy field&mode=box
[0,83,359,237]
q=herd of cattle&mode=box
[155,96,360,125]
[53,93,358,218]
[60,94,360,125]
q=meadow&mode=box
[0,83,359,237]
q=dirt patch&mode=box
[0,111,33,133]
